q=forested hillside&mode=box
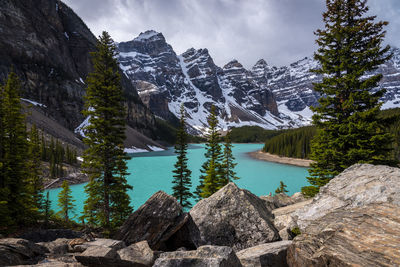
[261,108,400,160]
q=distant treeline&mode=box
[259,108,400,160]
[229,126,284,143]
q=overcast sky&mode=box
[63,0,400,68]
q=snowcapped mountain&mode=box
[118,31,289,133]
[118,30,400,134]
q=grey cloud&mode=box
[62,0,400,68]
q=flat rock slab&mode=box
[236,241,292,267]
[294,164,400,230]
[88,238,126,250]
[114,191,186,250]
[189,183,279,251]
[287,203,400,267]
[153,245,242,267]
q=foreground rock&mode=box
[187,183,279,251]
[287,203,400,267]
[294,164,400,230]
[260,193,304,211]
[236,241,292,267]
[117,241,156,266]
[153,245,242,267]
[115,191,187,250]
[0,238,48,266]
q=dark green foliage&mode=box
[291,227,301,237]
[0,71,37,231]
[82,31,132,232]
[275,181,289,194]
[303,0,395,197]
[230,126,284,143]
[27,124,44,214]
[263,126,316,159]
[172,105,193,209]
[220,132,239,185]
[44,191,52,227]
[57,180,75,223]
[196,105,223,199]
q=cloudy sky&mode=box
[63,0,400,68]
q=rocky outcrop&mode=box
[260,193,302,211]
[236,241,292,267]
[0,238,48,266]
[0,0,156,138]
[114,191,187,250]
[186,183,279,251]
[18,228,82,243]
[153,245,242,267]
[287,203,400,267]
[293,164,400,230]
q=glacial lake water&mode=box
[47,143,309,216]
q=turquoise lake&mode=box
[48,143,309,215]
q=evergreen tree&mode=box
[0,71,35,228]
[28,124,44,213]
[275,181,288,194]
[196,105,223,199]
[303,0,395,197]
[44,191,52,227]
[172,104,193,208]
[82,31,132,232]
[220,131,239,186]
[57,180,75,223]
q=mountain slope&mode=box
[0,0,155,137]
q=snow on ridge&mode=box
[21,98,47,108]
[135,30,161,42]
[148,145,164,151]
[124,147,148,153]
[74,115,90,138]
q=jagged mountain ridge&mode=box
[118,30,286,133]
[118,30,400,133]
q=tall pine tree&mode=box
[82,31,132,232]
[196,105,223,199]
[220,131,239,186]
[28,124,44,214]
[57,180,75,223]
[172,104,193,208]
[303,0,394,197]
[0,71,35,228]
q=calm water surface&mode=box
[48,143,309,215]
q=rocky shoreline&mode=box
[248,150,314,167]
[2,163,399,266]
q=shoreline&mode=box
[247,150,313,167]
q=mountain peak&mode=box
[254,59,268,67]
[223,59,243,69]
[134,30,164,42]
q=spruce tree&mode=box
[28,124,44,213]
[57,180,75,223]
[0,71,35,227]
[44,191,52,227]
[220,131,239,186]
[196,105,223,199]
[303,0,394,197]
[172,104,193,208]
[275,181,288,194]
[82,31,132,232]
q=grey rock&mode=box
[188,183,279,251]
[236,240,292,267]
[114,191,187,250]
[38,238,70,255]
[294,164,400,230]
[19,229,81,243]
[117,240,155,266]
[260,193,296,211]
[0,238,48,266]
[88,238,126,250]
[287,203,400,267]
[153,245,242,267]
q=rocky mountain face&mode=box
[119,30,400,133]
[118,31,285,134]
[0,0,155,136]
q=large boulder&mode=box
[117,240,155,266]
[260,193,297,210]
[38,238,70,255]
[287,203,400,267]
[236,241,292,267]
[114,191,187,250]
[294,164,400,230]
[186,183,280,251]
[0,238,48,266]
[153,245,242,267]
